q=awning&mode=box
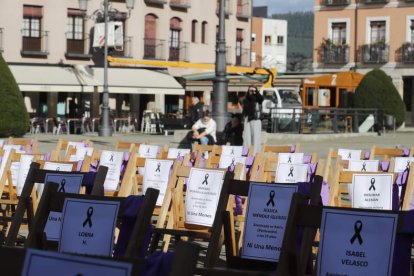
[92,67,185,95]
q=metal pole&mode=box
[99,0,112,136]
[212,0,229,133]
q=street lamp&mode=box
[79,0,135,137]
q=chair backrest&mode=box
[8,137,39,153]
[262,144,300,154]
[370,145,413,161]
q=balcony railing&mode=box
[322,45,349,64]
[143,38,166,60]
[21,30,49,57]
[144,0,167,4]
[216,0,233,16]
[111,36,133,58]
[170,0,191,9]
[321,0,350,5]
[0,28,3,53]
[236,0,251,19]
[402,43,414,63]
[169,41,189,61]
[65,33,92,59]
[361,43,389,63]
[236,48,250,66]
[362,0,389,4]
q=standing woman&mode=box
[242,86,264,154]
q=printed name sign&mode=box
[221,146,244,157]
[17,155,34,196]
[317,209,397,276]
[143,159,174,206]
[347,160,379,172]
[100,150,124,191]
[338,149,362,161]
[241,183,298,262]
[275,163,308,183]
[10,161,20,187]
[394,157,414,173]
[21,248,132,276]
[278,153,304,164]
[167,148,191,159]
[219,156,246,169]
[59,198,119,256]
[352,174,394,210]
[69,147,94,162]
[44,211,63,241]
[138,145,159,158]
[37,162,73,195]
[185,168,225,227]
[45,173,84,194]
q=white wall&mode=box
[261,18,287,73]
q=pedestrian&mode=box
[187,110,216,148]
[222,114,243,146]
[242,85,264,154]
[190,97,204,126]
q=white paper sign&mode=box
[275,163,308,183]
[347,160,379,172]
[10,161,20,187]
[278,153,304,164]
[185,168,225,227]
[69,147,94,162]
[44,211,63,241]
[99,150,124,191]
[143,159,174,206]
[221,146,244,157]
[394,157,414,173]
[167,148,191,159]
[219,156,246,169]
[66,142,85,152]
[0,145,23,180]
[352,174,394,210]
[37,162,74,195]
[138,145,159,158]
[338,149,362,161]
[17,155,34,196]
[0,140,4,147]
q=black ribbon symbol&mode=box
[350,220,363,245]
[288,156,292,163]
[231,148,234,155]
[110,154,114,162]
[202,174,209,185]
[266,190,275,207]
[369,178,376,191]
[406,160,411,170]
[146,147,150,154]
[230,158,236,167]
[58,179,66,192]
[361,162,367,172]
[56,167,60,171]
[348,152,352,159]
[155,162,161,172]
[82,207,94,228]
[288,167,294,177]
[177,150,181,157]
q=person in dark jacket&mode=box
[190,97,204,126]
[222,114,243,146]
[242,85,264,154]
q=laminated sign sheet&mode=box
[352,174,394,210]
[317,209,397,276]
[167,148,191,159]
[275,163,308,183]
[221,146,244,157]
[16,155,34,196]
[100,150,124,191]
[394,157,414,173]
[185,168,225,227]
[143,159,174,206]
[278,153,304,165]
[241,183,298,262]
[138,145,159,158]
[338,149,362,161]
[347,160,379,172]
[219,156,246,169]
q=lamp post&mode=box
[79,0,135,137]
[213,0,229,133]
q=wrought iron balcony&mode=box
[236,48,250,67]
[169,41,189,61]
[170,0,191,9]
[21,30,49,57]
[362,0,389,4]
[236,0,251,19]
[322,45,349,64]
[144,0,167,4]
[111,36,133,58]
[321,0,350,6]
[0,28,3,53]
[401,43,414,63]
[143,38,166,60]
[361,43,389,63]
[65,33,92,59]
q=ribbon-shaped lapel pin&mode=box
[155,162,161,172]
[110,154,114,162]
[202,173,209,185]
[288,166,294,177]
[350,220,363,245]
[288,156,292,163]
[266,190,275,207]
[361,162,367,172]
[369,178,376,191]
[82,207,94,228]
[58,179,66,192]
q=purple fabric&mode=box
[82,172,99,195]
[120,152,131,180]
[235,196,243,215]
[44,152,51,161]
[403,148,410,157]
[245,156,254,166]
[242,147,249,156]
[321,180,330,206]
[141,251,174,276]
[89,161,99,173]
[27,149,32,154]
[303,155,312,164]
[290,145,296,153]
[76,160,83,172]
[308,163,318,179]
[113,195,152,258]
[392,211,414,276]
[381,161,390,172]
[364,151,370,160]
[177,156,184,162]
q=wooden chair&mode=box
[50,139,92,161]
[7,137,39,154]
[192,143,219,167]
[262,144,300,154]
[370,145,414,161]
[5,163,108,247]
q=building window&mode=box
[251,51,256,62]
[201,21,207,44]
[370,21,386,44]
[331,22,346,45]
[67,10,83,40]
[144,13,158,59]
[277,35,284,45]
[251,33,256,43]
[264,35,271,45]
[22,5,43,53]
[236,29,243,65]
[191,20,198,43]
[169,17,182,61]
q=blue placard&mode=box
[59,198,120,256]
[317,209,398,276]
[21,248,132,276]
[45,173,84,194]
[44,211,63,241]
[241,182,298,262]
